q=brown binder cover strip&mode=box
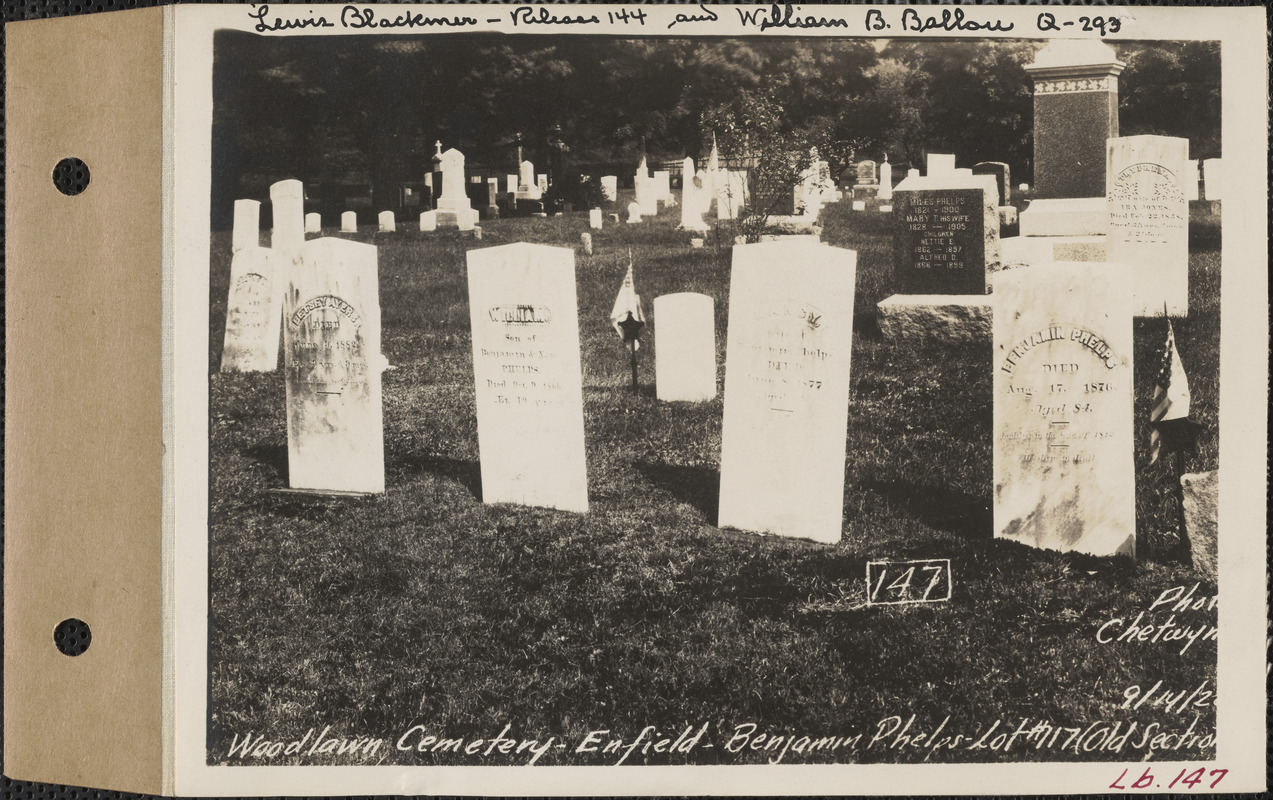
[5,8,166,794]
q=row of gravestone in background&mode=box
[222,176,1154,560]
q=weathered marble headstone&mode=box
[457,207,477,232]
[1180,470,1218,582]
[993,261,1134,557]
[926,154,956,177]
[1201,157,1222,201]
[654,293,716,402]
[340,211,358,232]
[589,208,603,230]
[537,174,549,194]
[653,170,672,201]
[437,148,476,224]
[679,158,708,231]
[892,174,1000,294]
[878,160,893,201]
[580,232,593,255]
[284,237,385,494]
[1106,135,1189,316]
[378,211,396,232]
[232,198,261,254]
[466,243,589,513]
[718,240,857,544]
[220,246,283,372]
[627,201,642,224]
[419,211,437,232]
[972,162,1011,206]
[507,174,519,195]
[600,175,618,202]
[269,179,305,265]
[305,212,321,234]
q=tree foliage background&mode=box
[211,33,1220,228]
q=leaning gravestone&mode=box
[283,237,385,494]
[654,293,716,402]
[232,198,261,254]
[993,261,1134,557]
[305,212,321,234]
[892,174,1000,294]
[1106,135,1188,316]
[719,240,857,544]
[220,246,283,372]
[466,243,588,513]
[340,211,357,232]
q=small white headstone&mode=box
[340,211,358,232]
[269,179,305,265]
[232,198,261,254]
[589,208,603,230]
[654,293,716,402]
[580,232,593,255]
[457,207,477,232]
[419,211,437,232]
[653,170,672,201]
[926,154,956,176]
[305,212,322,233]
[283,237,385,494]
[220,246,283,372]
[466,243,589,513]
[852,200,866,212]
[378,210,396,232]
[1106,135,1189,316]
[719,240,858,544]
[600,175,618,202]
[993,261,1134,557]
[473,225,482,240]
[627,202,642,223]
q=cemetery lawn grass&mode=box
[207,202,1219,766]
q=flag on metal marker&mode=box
[609,251,646,349]
[1148,315,1192,465]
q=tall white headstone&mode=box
[589,208,603,230]
[516,160,541,201]
[993,261,1134,557]
[437,148,476,222]
[654,293,716,402]
[679,158,708,231]
[1106,135,1189,316]
[718,240,858,544]
[507,174,519,195]
[878,160,893,201]
[283,237,385,494]
[378,210,396,232]
[653,170,672,201]
[340,211,358,232]
[466,243,589,513]
[232,198,261,254]
[269,179,305,266]
[220,247,283,372]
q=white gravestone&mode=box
[654,293,716,402]
[419,211,437,232]
[993,262,1134,557]
[517,160,541,201]
[269,179,305,266]
[580,232,593,255]
[653,170,672,201]
[589,208,603,230]
[436,148,476,223]
[340,211,357,232]
[537,174,548,194]
[284,237,385,494]
[627,202,642,224]
[220,246,283,372]
[679,158,708,231]
[378,210,396,232]
[457,207,476,232]
[635,175,658,217]
[305,212,321,233]
[1201,157,1222,201]
[927,154,956,176]
[718,240,858,544]
[507,174,519,195]
[466,243,589,513]
[600,175,618,202]
[1106,135,1189,316]
[232,198,261,254]
[878,160,893,201]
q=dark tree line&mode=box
[211,31,1220,229]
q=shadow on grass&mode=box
[246,442,287,480]
[636,461,720,524]
[395,453,483,500]
[860,478,992,541]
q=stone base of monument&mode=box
[1019,197,1106,237]
[269,486,378,499]
[852,185,879,201]
[877,294,993,344]
[1050,235,1106,262]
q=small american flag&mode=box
[1148,316,1192,465]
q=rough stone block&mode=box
[876,294,993,344]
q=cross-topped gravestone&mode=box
[283,237,385,494]
[993,261,1134,557]
[466,243,588,513]
[718,240,857,544]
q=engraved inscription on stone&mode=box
[894,188,987,294]
[220,246,282,372]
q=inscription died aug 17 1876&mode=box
[993,262,1135,558]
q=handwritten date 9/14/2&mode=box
[1110,767,1226,791]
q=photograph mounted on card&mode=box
[3,3,1266,797]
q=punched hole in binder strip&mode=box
[52,157,90,195]
[53,617,92,656]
